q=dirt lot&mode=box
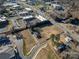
[40,25,67,45]
[35,44,58,59]
[63,24,79,36]
[40,25,63,40]
[21,29,36,55]
[36,26,63,59]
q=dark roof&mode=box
[26,17,52,28]
[0,37,10,45]
[57,44,66,53]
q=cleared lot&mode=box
[40,25,63,41]
[35,44,58,59]
[21,30,36,55]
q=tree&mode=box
[0,0,6,5]
[50,34,60,42]
[50,34,60,46]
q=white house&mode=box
[25,8,33,12]
[65,36,72,43]
[22,15,34,20]
[35,15,47,22]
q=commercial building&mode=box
[26,15,52,28]
[19,11,34,20]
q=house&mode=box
[54,43,67,53]
[35,15,47,21]
[0,16,6,22]
[25,8,33,12]
[51,1,64,11]
[33,31,41,39]
[45,2,51,6]
[22,15,34,20]
[3,2,17,7]
[65,36,72,43]
[31,27,42,39]
[12,4,20,8]
[57,44,66,53]
[19,11,28,16]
